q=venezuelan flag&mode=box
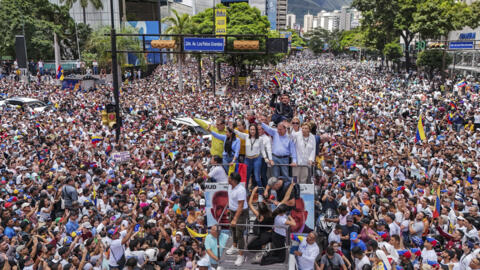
[351,118,358,135]
[457,80,466,87]
[187,226,207,241]
[227,163,247,183]
[92,185,97,206]
[415,115,426,143]
[168,151,178,160]
[446,113,453,124]
[433,186,441,218]
[282,71,289,77]
[291,234,305,242]
[91,136,103,144]
[56,66,64,81]
[449,102,457,110]
[271,76,280,87]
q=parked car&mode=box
[171,117,212,140]
[0,97,49,112]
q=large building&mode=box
[317,10,340,32]
[301,7,359,33]
[276,0,288,29]
[303,13,313,33]
[249,0,267,15]
[193,0,221,14]
[286,13,296,29]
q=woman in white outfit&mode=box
[292,123,316,183]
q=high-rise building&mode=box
[249,0,267,15]
[339,6,352,31]
[193,0,221,14]
[276,0,287,29]
[286,13,296,29]
[317,10,340,32]
[303,13,313,33]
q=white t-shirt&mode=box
[355,255,371,270]
[228,184,247,211]
[274,214,288,236]
[208,166,228,183]
[421,248,438,262]
[109,238,125,267]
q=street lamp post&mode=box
[212,0,216,96]
[110,0,121,142]
[158,0,163,65]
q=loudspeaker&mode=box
[15,35,28,69]
[267,38,288,54]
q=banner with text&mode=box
[215,8,227,35]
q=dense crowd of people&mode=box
[0,51,479,270]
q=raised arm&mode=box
[248,187,260,218]
[232,138,240,159]
[210,130,227,141]
[193,118,209,131]
[234,129,248,140]
[269,93,278,108]
[261,122,276,137]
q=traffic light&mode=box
[105,104,116,128]
[233,40,259,50]
[151,40,176,49]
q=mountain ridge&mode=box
[288,0,353,25]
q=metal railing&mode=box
[206,163,314,184]
[215,222,292,270]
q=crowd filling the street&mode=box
[1,51,480,270]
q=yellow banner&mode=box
[215,8,227,35]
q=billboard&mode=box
[205,183,230,227]
[267,0,277,30]
[127,21,169,65]
[215,8,227,35]
[280,31,292,50]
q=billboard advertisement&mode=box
[205,183,230,227]
[127,21,169,65]
[267,0,277,30]
[215,8,227,35]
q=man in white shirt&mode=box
[352,246,371,270]
[225,172,248,266]
[328,225,342,244]
[295,232,320,270]
[108,221,136,269]
[208,156,228,183]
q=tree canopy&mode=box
[0,0,82,60]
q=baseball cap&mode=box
[351,209,361,216]
[346,215,354,222]
[350,232,358,241]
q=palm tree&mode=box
[162,9,192,92]
[60,0,103,24]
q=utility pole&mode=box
[158,0,163,65]
[110,0,121,142]
[74,22,81,61]
[212,0,216,96]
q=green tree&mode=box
[162,9,193,92]
[224,3,271,87]
[84,25,145,70]
[340,29,365,50]
[383,42,403,70]
[352,0,421,70]
[416,49,452,79]
[305,28,343,55]
[290,31,306,48]
[60,0,103,25]
[0,0,81,62]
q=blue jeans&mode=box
[223,155,234,173]
[246,156,262,188]
[261,159,268,187]
[93,66,98,75]
[272,155,290,180]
